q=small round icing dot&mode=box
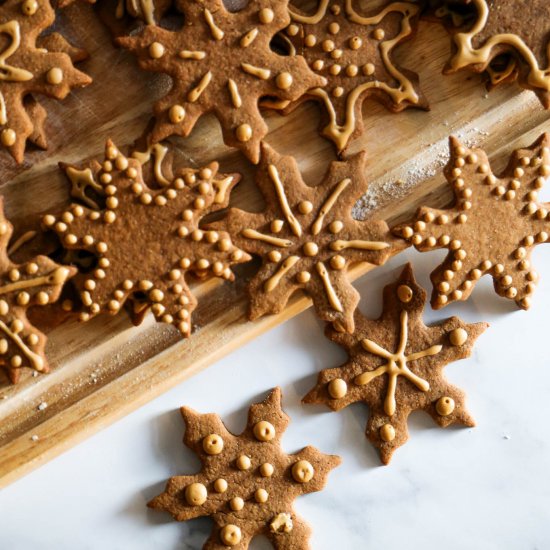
[322,39,335,52]
[303,242,318,256]
[328,378,347,399]
[169,105,186,124]
[260,463,274,477]
[436,396,455,416]
[185,483,207,506]
[220,524,242,546]
[397,284,413,303]
[380,423,395,442]
[362,63,375,76]
[276,72,293,90]
[329,220,343,233]
[47,67,63,85]
[236,454,251,470]
[214,478,228,493]
[330,255,346,270]
[373,28,385,40]
[286,24,299,36]
[305,34,316,47]
[1,129,16,147]
[298,201,313,214]
[349,36,362,49]
[235,124,252,142]
[328,22,340,34]
[21,0,38,14]
[258,8,274,23]
[253,420,276,442]
[149,42,165,59]
[296,271,311,284]
[255,489,269,503]
[292,460,314,483]
[229,497,244,511]
[449,328,468,346]
[202,433,224,455]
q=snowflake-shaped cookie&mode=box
[117,0,326,163]
[0,0,91,162]
[149,388,340,549]
[213,143,396,332]
[44,140,250,337]
[304,264,488,464]
[394,134,550,310]
[281,0,426,152]
[444,0,550,107]
[0,198,76,383]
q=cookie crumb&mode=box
[37,402,48,411]
[31,435,39,442]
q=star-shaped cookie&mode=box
[443,0,550,107]
[304,264,488,464]
[280,0,427,153]
[394,134,550,310]
[117,0,326,163]
[212,143,397,332]
[0,0,92,162]
[44,140,250,337]
[149,388,340,549]
[0,198,76,384]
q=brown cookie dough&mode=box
[394,134,550,310]
[211,142,398,332]
[0,0,91,163]
[117,0,326,164]
[0,198,76,384]
[44,140,251,337]
[304,264,488,464]
[149,387,341,548]
[280,0,427,153]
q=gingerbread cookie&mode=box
[0,198,76,384]
[117,0,326,164]
[44,140,250,337]
[304,264,488,464]
[0,0,92,163]
[394,134,550,310]
[277,0,426,153]
[149,387,341,548]
[212,143,397,332]
[443,0,550,107]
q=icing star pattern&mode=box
[282,0,426,152]
[0,0,91,162]
[213,143,396,332]
[117,0,326,163]
[304,264,488,464]
[0,198,76,384]
[395,134,550,310]
[149,388,340,549]
[45,140,250,337]
[444,0,550,107]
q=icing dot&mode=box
[329,64,341,76]
[328,378,347,399]
[255,488,269,503]
[220,525,242,546]
[1,129,16,147]
[21,0,38,14]
[214,478,228,493]
[349,36,362,50]
[169,105,186,124]
[298,200,313,214]
[305,34,316,47]
[435,396,455,416]
[373,28,385,40]
[303,242,318,256]
[292,460,314,483]
[260,463,274,477]
[229,497,244,511]
[330,255,346,270]
[286,24,299,36]
[268,250,282,262]
[328,22,340,34]
[397,284,413,303]
[312,59,324,71]
[253,420,276,441]
[331,49,343,59]
[0,339,7,354]
[235,124,252,142]
[380,423,395,442]
[449,328,468,346]
[236,454,251,470]
[258,8,274,24]
[0,300,8,315]
[149,42,165,59]
[322,39,335,52]
[362,63,375,76]
[185,483,207,506]
[332,87,344,97]
[296,271,311,284]
[276,72,293,90]
[46,68,63,85]
[202,434,224,455]
[329,220,344,234]
[346,64,358,77]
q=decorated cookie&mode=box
[279,0,427,153]
[394,134,550,310]
[442,0,550,107]
[0,0,92,163]
[44,140,250,337]
[304,264,488,464]
[0,198,76,384]
[117,0,326,164]
[149,387,341,548]
[212,143,397,332]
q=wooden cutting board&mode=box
[0,2,548,488]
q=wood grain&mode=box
[0,4,549,488]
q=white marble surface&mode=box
[1,247,550,549]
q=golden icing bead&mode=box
[1,129,16,147]
[286,24,299,36]
[330,255,346,270]
[220,525,242,546]
[296,271,311,284]
[271,219,284,233]
[268,250,282,263]
[373,28,385,40]
[185,483,207,506]
[21,0,38,15]
[255,489,269,503]
[168,104,186,124]
[235,124,252,142]
[17,292,30,305]
[362,63,375,76]
[397,284,413,303]
[329,64,341,76]
[449,328,468,346]
[435,396,455,416]
[202,434,224,455]
[149,42,165,59]
[46,67,63,85]
[0,339,8,354]
[328,22,340,34]
[329,220,343,233]
[349,36,362,50]
[380,423,395,442]
[36,291,49,305]
[236,454,251,470]
[332,87,344,97]
[298,201,313,214]
[214,478,228,493]
[328,378,347,399]
[331,49,343,59]
[258,8,274,24]
[0,300,8,315]
[303,242,318,256]
[11,355,22,367]
[312,59,324,71]
[253,420,276,441]
[229,497,244,511]
[292,460,314,483]
[260,463,274,477]
[276,72,293,90]
[346,64,358,77]
[304,34,316,47]
[322,39,335,52]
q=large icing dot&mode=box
[47,67,64,85]
[220,524,242,546]
[380,423,395,442]
[260,462,274,477]
[276,72,293,90]
[214,478,228,493]
[303,242,318,257]
[169,105,186,124]
[236,454,251,470]
[21,0,38,15]
[230,497,244,511]
[202,433,224,455]
[328,378,347,399]
[185,482,207,506]
[449,328,468,346]
[397,284,413,303]
[149,42,165,59]
[1,129,16,147]
[258,8,274,23]
[255,488,269,503]
[236,124,252,142]
[436,396,455,416]
[292,460,314,483]
[253,420,276,441]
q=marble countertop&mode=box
[1,247,549,549]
